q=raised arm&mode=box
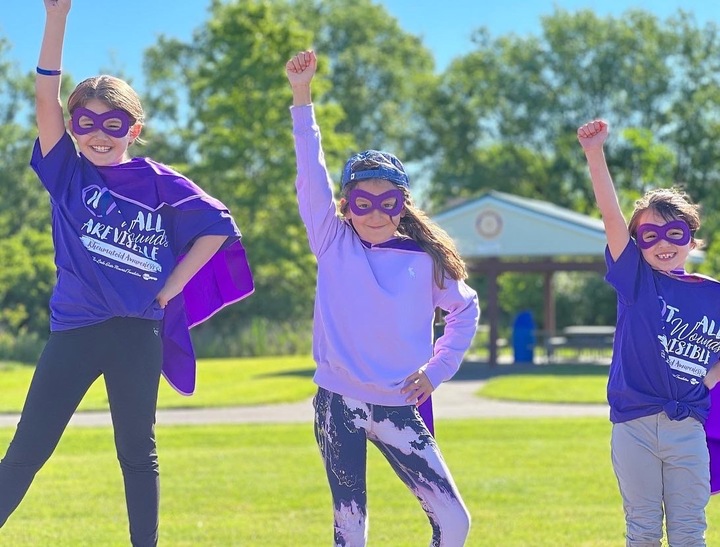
[577,120,629,260]
[285,50,316,106]
[36,0,71,156]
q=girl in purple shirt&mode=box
[579,119,720,546]
[0,2,252,545]
[287,50,479,546]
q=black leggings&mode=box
[0,317,163,547]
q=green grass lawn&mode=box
[1,359,719,545]
[475,363,609,404]
[0,359,609,414]
[2,417,710,547]
[0,356,318,413]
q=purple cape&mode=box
[98,157,254,395]
[706,387,720,494]
[418,396,434,436]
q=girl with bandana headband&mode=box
[286,50,479,546]
[578,119,720,546]
[0,1,253,545]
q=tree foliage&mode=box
[142,0,434,327]
[291,0,437,159]
[424,9,720,221]
[2,4,720,349]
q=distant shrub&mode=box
[191,317,313,357]
[0,328,45,363]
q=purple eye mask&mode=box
[348,188,404,217]
[636,219,691,249]
[71,107,131,138]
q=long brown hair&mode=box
[340,181,468,287]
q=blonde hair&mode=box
[340,182,468,287]
[628,187,703,249]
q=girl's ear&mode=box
[128,122,142,145]
[339,198,350,218]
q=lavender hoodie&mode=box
[292,105,479,406]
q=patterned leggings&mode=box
[313,387,470,547]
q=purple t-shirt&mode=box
[605,241,720,424]
[30,132,255,394]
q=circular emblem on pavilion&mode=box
[475,210,503,239]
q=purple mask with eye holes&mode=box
[636,219,691,249]
[347,188,404,217]
[71,107,131,138]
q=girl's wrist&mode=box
[583,147,606,160]
[291,86,312,106]
[45,11,69,22]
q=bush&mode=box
[0,328,45,363]
[191,317,313,357]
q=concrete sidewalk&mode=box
[0,362,609,428]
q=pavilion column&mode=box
[543,271,556,335]
[487,269,499,366]
[468,258,605,367]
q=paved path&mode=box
[0,377,608,428]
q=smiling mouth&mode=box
[91,145,111,153]
[656,252,676,260]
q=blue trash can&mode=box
[512,311,535,364]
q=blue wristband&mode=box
[36,66,62,76]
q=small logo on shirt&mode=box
[408,267,415,278]
[82,185,117,218]
[153,327,160,336]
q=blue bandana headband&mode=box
[341,149,409,188]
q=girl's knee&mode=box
[432,502,470,546]
[445,505,471,544]
[116,444,158,474]
[115,432,157,464]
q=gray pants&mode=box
[611,412,709,546]
[0,317,162,547]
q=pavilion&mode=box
[432,190,702,365]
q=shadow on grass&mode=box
[254,368,316,380]
[252,362,609,383]
[452,359,609,382]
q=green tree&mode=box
[423,8,720,316]
[143,0,335,324]
[0,39,58,346]
[0,41,53,234]
[424,9,720,217]
[292,0,436,160]
[0,229,55,333]
[142,0,435,327]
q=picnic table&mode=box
[543,325,615,362]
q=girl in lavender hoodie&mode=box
[286,50,479,546]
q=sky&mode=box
[2,0,719,89]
